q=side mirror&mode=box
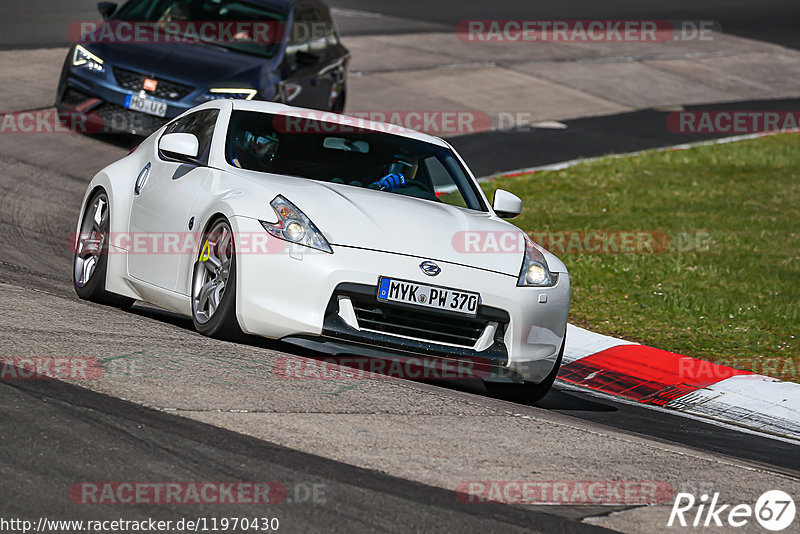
[295,50,320,67]
[159,133,199,161]
[492,189,522,218]
[97,2,117,20]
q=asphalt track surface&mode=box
[3,0,800,50]
[451,98,800,177]
[1,1,799,532]
[329,0,800,51]
[0,376,610,533]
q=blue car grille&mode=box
[91,102,168,135]
[113,67,194,101]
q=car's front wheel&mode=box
[191,218,244,340]
[73,190,135,308]
[483,338,565,403]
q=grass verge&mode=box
[481,133,800,381]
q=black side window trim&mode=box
[157,109,219,166]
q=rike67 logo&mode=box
[668,490,796,531]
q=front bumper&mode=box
[231,216,570,384]
[57,65,197,135]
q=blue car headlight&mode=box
[72,45,105,73]
[203,88,258,101]
[260,195,332,254]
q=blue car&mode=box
[56,0,349,135]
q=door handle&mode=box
[134,162,151,195]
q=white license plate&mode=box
[125,95,167,117]
[378,277,480,316]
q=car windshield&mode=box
[225,111,487,212]
[112,0,286,58]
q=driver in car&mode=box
[370,157,415,191]
[231,130,279,168]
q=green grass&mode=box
[481,133,800,380]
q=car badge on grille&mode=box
[420,261,441,276]
[143,78,158,92]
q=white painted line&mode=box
[530,121,567,130]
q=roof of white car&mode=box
[227,99,450,147]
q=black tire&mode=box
[73,190,135,308]
[484,337,565,403]
[191,218,244,341]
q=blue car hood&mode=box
[86,40,278,87]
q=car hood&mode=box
[223,170,564,277]
[86,39,275,87]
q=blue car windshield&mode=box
[113,0,286,58]
[225,111,488,212]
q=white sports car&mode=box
[73,100,569,401]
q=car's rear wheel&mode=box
[483,337,565,403]
[191,218,244,340]
[73,190,135,308]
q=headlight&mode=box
[517,236,556,287]
[204,88,258,101]
[260,195,333,254]
[72,45,105,73]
